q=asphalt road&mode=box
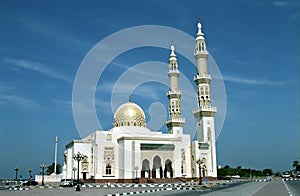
[284,180,300,196]
[252,178,289,196]
[1,179,299,196]
[0,186,160,196]
[143,179,299,196]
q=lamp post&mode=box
[196,159,202,185]
[134,166,138,183]
[28,169,32,184]
[14,167,19,181]
[72,167,77,181]
[73,152,86,191]
[40,164,47,186]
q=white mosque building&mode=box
[62,19,218,183]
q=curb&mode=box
[104,187,203,196]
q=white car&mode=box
[281,173,290,178]
[60,179,73,187]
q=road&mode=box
[0,186,160,196]
[144,179,300,196]
[0,179,299,196]
[284,180,300,196]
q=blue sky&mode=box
[0,0,299,178]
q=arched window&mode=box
[106,164,111,175]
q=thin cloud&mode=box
[3,58,73,83]
[222,75,287,86]
[51,99,72,105]
[97,81,163,100]
[0,94,38,108]
[0,83,39,108]
[3,14,91,53]
[273,1,290,7]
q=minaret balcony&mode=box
[166,117,185,125]
[194,74,211,84]
[194,51,208,57]
[193,106,217,117]
[166,90,182,98]
[168,70,180,75]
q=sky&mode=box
[0,0,299,179]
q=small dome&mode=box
[113,101,146,127]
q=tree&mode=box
[46,163,61,175]
[262,168,273,176]
[293,160,299,171]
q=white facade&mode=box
[62,19,218,181]
[63,125,192,180]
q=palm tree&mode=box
[293,160,299,170]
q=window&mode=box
[106,164,111,175]
[106,134,112,141]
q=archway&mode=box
[152,156,162,179]
[164,159,173,178]
[141,159,150,178]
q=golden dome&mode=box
[113,101,146,127]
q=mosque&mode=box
[62,19,218,183]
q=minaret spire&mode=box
[192,18,218,178]
[166,42,185,134]
[197,17,203,36]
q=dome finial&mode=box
[128,95,132,102]
[197,17,203,35]
[170,41,175,56]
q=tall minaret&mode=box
[53,136,58,174]
[193,18,218,177]
[166,42,185,134]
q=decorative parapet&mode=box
[193,106,217,114]
[165,117,186,125]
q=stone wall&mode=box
[35,174,62,184]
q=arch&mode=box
[152,156,163,178]
[141,159,150,178]
[202,158,207,165]
[106,164,111,175]
[164,159,173,178]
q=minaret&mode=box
[53,136,58,174]
[166,42,185,134]
[193,18,218,177]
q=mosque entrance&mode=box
[164,159,173,178]
[82,172,87,180]
[152,156,163,179]
[141,159,150,178]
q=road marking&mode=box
[282,179,293,196]
[251,182,269,195]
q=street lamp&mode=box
[14,167,19,181]
[134,166,139,183]
[73,152,86,191]
[196,159,202,185]
[28,169,32,184]
[72,167,77,181]
[40,164,47,186]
